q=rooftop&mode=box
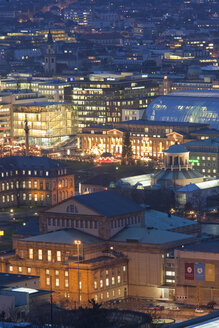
[0,156,69,175]
[145,209,197,231]
[111,226,194,245]
[0,273,38,285]
[181,239,219,253]
[177,179,219,193]
[164,144,189,154]
[23,228,102,245]
[73,190,143,217]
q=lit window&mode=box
[46,277,50,286]
[95,295,98,301]
[34,194,37,201]
[46,171,49,176]
[46,269,50,275]
[23,170,25,175]
[123,266,126,272]
[55,270,59,276]
[166,279,175,283]
[64,271,68,277]
[117,275,121,284]
[29,248,33,259]
[166,271,175,276]
[34,181,37,188]
[2,196,5,203]
[100,293,103,300]
[9,266,13,272]
[47,250,52,262]
[106,292,109,298]
[55,278,60,287]
[106,270,108,275]
[28,181,31,188]
[106,278,109,287]
[1,183,5,191]
[94,281,97,289]
[202,156,205,160]
[118,289,121,296]
[23,193,26,200]
[100,280,103,288]
[28,170,31,175]
[18,266,22,272]
[29,194,32,201]
[79,281,82,290]
[38,249,43,260]
[112,277,115,285]
[57,251,61,262]
[65,279,69,288]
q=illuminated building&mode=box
[13,101,77,147]
[63,7,92,26]
[0,90,47,140]
[0,156,74,208]
[152,144,204,188]
[0,78,70,102]
[64,75,159,129]
[0,190,198,304]
[175,239,219,305]
[184,137,219,178]
[77,120,209,160]
[146,90,219,128]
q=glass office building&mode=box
[146,90,219,129]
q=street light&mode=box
[74,240,81,307]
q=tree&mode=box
[122,132,133,165]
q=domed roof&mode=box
[164,144,188,154]
[146,90,219,128]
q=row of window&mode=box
[94,276,122,289]
[29,249,63,261]
[111,216,141,229]
[94,289,123,302]
[1,178,73,191]
[48,218,98,229]
[2,193,49,203]
[1,169,49,178]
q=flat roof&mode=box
[23,228,102,245]
[182,239,219,253]
[145,209,197,231]
[0,273,38,285]
[111,226,194,245]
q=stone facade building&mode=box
[0,156,74,207]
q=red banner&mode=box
[185,263,194,280]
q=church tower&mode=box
[44,30,56,75]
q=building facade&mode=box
[175,240,219,305]
[64,75,159,129]
[77,121,209,160]
[13,101,77,147]
[0,190,198,306]
[0,156,75,208]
